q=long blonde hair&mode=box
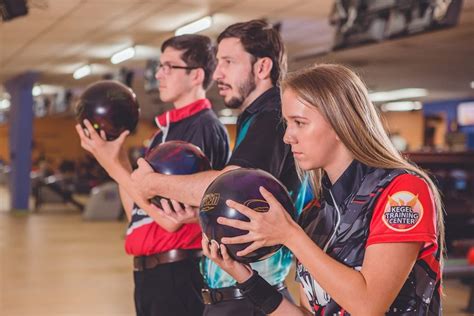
[281,63,444,266]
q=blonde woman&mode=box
[203,64,443,315]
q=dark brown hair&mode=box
[217,19,286,86]
[162,34,216,90]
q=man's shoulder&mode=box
[247,107,283,131]
[188,109,227,131]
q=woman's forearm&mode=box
[284,223,419,315]
[284,224,376,315]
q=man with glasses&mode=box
[76,34,229,316]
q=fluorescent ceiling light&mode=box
[381,101,422,112]
[219,116,237,125]
[219,109,233,117]
[175,16,212,36]
[0,99,10,110]
[369,88,427,102]
[39,84,63,94]
[111,47,135,64]
[73,65,92,80]
[32,85,42,97]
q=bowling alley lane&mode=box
[0,205,135,315]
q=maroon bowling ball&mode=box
[145,141,211,209]
[75,80,139,140]
[199,168,295,263]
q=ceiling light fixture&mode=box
[219,116,237,125]
[219,109,233,117]
[369,88,427,102]
[73,65,92,80]
[0,99,11,110]
[111,47,136,64]
[32,85,42,97]
[380,101,423,112]
[175,16,213,36]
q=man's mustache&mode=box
[216,81,232,89]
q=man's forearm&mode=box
[112,163,182,232]
[116,157,134,221]
[145,166,239,206]
[118,185,133,221]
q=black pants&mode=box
[133,258,204,316]
[203,288,293,316]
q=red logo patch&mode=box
[382,191,423,232]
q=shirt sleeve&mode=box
[228,110,288,178]
[366,173,438,259]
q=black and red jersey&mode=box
[297,160,441,315]
[125,99,230,256]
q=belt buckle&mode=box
[201,288,212,305]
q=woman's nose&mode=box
[283,130,295,144]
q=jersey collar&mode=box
[322,160,374,206]
[154,98,211,127]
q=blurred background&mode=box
[0,0,473,315]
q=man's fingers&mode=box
[136,158,153,172]
[75,124,86,138]
[99,129,107,141]
[82,119,101,140]
[115,129,130,145]
[160,198,174,215]
[170,200,185,214]
[75,124,92,150]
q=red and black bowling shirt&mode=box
[125,99,230,256]
[297,160,441,315]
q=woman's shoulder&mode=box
[387,171,430,192]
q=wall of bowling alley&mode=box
[0,117,238,168]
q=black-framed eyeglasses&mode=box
[157,63,199,75]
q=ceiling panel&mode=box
[0,0,473,114]
[134,3,208,33]
[276,1,334,18]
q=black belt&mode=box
[201,282,287,304]
[133,249,202,271]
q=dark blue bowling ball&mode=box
[145,141,211,209]
[199,168,295,263]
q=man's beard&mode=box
[224,71,256,109]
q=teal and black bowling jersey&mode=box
[202,87,312,289]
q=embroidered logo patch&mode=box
[382,191,423,232]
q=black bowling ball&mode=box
[145,141,211,210]
[75,80,139,140]
[199,168,295,263]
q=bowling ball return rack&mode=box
[32,175,84,212]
